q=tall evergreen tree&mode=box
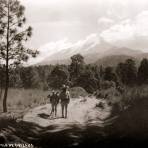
[75,67,98,93]
[116,62,126,84]
[48,65,69,89]
[104,66,117,82]
[69,54,85,81]
[125,59,137,85]
[20,67,34,88]
[138,58,148,84]
[116,59,137,85]
[0,0,38,112]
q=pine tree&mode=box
[116,59,137,86]
[0,0,38,112]
[138,58,148,84]
[69,54,85,81]
[104,66,117,82]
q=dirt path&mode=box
[0,97,114,148]
[23,97,113,147]
[23,97,112,128]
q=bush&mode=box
[119,85,148,109]
[95,87,121,101]
[109,85,148,139]
[70,87,88,98]
[100,80,116,89]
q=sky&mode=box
[20,0,148,54]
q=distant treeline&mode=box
[0,54,148,93]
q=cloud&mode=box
[100,11,148,50]
[21,0,148,51]
[135,11,148,37]
[22,0,148,65]
[100,19,134,42]
[74,34,100,49]
[28,10,148,65]
[98,17,115,30]
[98,17,114,24]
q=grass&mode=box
[0,87,88,113]
[0,85,148,113]
[0,85,148,124]
[0,88,50,113]
[119,85,148,109]
[94,84,148,117]
[105,85,148,140]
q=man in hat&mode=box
[60,85,70,118]
[48,90,59,117]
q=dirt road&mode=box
[0,97,115,148]
[21,97,113,147]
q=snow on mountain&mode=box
[28,34,144,66]
[28,34,108,65]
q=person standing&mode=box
[54,92,60,117]
[48,90,59,117]
[60,85,70,118]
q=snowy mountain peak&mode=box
[28,35,143,66]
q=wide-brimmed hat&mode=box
[52,90,55,93]
[66,85,69,89]
[62,84,66,88]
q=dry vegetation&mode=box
[106,85,148,142]
[0,89,49,113]
[0,87,89,113]
[0,85,148,114]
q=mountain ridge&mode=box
[37,46,147,66]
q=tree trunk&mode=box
[0,89,2,100]
[0,78,3,100]
[3,65,9,112]
[3,1,10,113]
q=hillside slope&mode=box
[95,55,138,67]
[37,46,145,66]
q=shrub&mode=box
[95,87,121,100]
[100,80,116,89]
[70,87,88,98]
[109,85,148,139]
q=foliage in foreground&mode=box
[107,85,148,139]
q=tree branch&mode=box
[8,30,27,44]
[0,8,7,17]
